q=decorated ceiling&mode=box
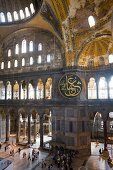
[0,0,113,67]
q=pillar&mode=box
[19,83,21,100]
[6,114,10,142]
[12,84,14,99]
[34,119,37,143]
[16,114,20,143]
[23,118,27,139]
[28,114,31,144]
[103,120,107,150]
[48,115,52,136]
[40,114,44,148]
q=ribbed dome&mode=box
[0,0,43,25]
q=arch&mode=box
[88,77,97,99]
[98,77,108,99]
[8,49,11,57]
[45,78,52,99]
[6,81,12,99]
[15,44,19,54]
[0,12,5,22]
[19,9,25,19]
[28,81,35,99]
[8,61,11,68]
[109,76,113,99]
[13,11,19,21]
[22,39,27,53]
[30,3,35,14]
[7,12,12,22]
[0,81,5,100]
[29,41,33,52]
[25,7,30,17]
[47,54,51,63]
[36,79,44,99]
[22,58,25,66]
[109,54,113,63]
[13,81,19,99]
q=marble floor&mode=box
[0,138,113,170]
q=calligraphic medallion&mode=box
[58,74,82,98]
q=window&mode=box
[0,12,5,22]
[30,3,35,14]
[88,78,97,99]
[0,81,5,100]
[19,10,25,19]
[38,55,41,64]
[13,11,19,21]
[8,49,11,57]
[98,77,108,99]
[22,58,25,66]
[109,54,113,63]
[6,81,12,99]
[22,39,26,53]
[8,61,11,68]
[30,57,33,65]
[88,16,95,27]
[7,12,12,22]
[25,7,30,17]
[109,76,113,99]
[38,43,42,51]
[1,62,4,69]
[15,44,19,54]
[29,41,33,52]
[47,54,51,63]
[14,60,18,67]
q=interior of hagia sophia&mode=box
[1,0,113,169]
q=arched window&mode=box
[36,79,44,99]
[6,81,12,99]
[29,41,33,52]
[7,12,12,22]
[1,62,4,69]
[15,44,19,54]
[28,82,35,99]
[22,58,25,66]
[13,11,19,21]
[88,78,97,99]
[37,55,41,64]
[22,39,26,53]
[109,76,113,99]
[30,3,35,14]
[88,16,95,27]
[25,7,30,17]
[0,12,5,22]
[13,81,19,99]
[47,54,51,63]
[19,9,25,19]
[8,49,11,57]
[21,81,27,99]
[0,81,5,100]
[98,77,108,99]
[109,54,113,63]
[38,43,42,51]
[45,78,52,99]
[14,60,18,67]
[8,61,11,68]
[30,57,33,65]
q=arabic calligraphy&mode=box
[59,74,82,98]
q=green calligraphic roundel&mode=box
[58,73,82,98]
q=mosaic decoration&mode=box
[58,73,82,98]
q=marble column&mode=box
[34,119,37,143]
[6,114,10,142]
[40,114,44,148]
[48,116,52,136]
[28,114,31,144]
[16,114,20,143]
[23,118,27,139]
[103,120,107,150]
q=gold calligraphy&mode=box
[59,74,82,98]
